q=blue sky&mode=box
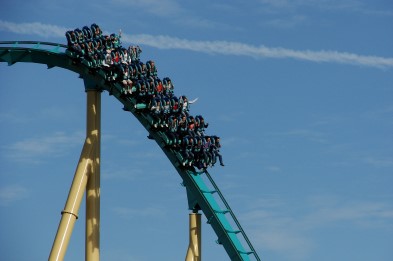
[1,0,392,260]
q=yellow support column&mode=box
[86,90,101,261]
[49,88,101,261]
[48,136,95,261]
[185,212,202,261]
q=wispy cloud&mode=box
[0,20,69,38]
[124,33,393,69]
[265,165,282,173]
[258,0,393,16]
[242,196,393,259]
[111,0,230,30]
[267,128,329,144]
[111,0,182,17]
[0,111,33,124]
[302,196,393,229]
[0,184,29,206]
[2,131,84,164]
[102,167,144,181]
[243,206,314,260]
[259,0,361,10]
[263,15,307,28]
[1,20,392,68]
[364,157,393,168]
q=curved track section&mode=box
[0,41,261,261]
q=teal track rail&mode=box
[0,41,261,261]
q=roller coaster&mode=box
[0,26,261,261]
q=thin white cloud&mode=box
[0,20,69,38]
[243,207,314,260]
[2,131,84,164]
[258,0,393,16]
[241,196,393,259]
[102,167,144,181]
[126,33,393,68]
[265,165,282,172]
[111,0,182,17]
[364,157,393,168]
[259,0,360,10]
[111,0,227,29]
[0,111,32,124]
[1,20,392,68]
[258,0,298,10]
[303,200,393,229]
[252,230,314,260]
[0,184,29,206]
[264,15,307,28]
[265,128,329,144]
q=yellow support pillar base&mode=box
[48,137,95,261]
[185,212,202,261]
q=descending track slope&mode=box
[0,41,261,261]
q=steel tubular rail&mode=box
[0,42,262,261]
[0,41,68,48]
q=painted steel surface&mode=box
[0,41,260,261]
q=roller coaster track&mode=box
[0,41,261,261]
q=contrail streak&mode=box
[1,20,392,69]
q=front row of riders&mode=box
[65,24,224,169]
